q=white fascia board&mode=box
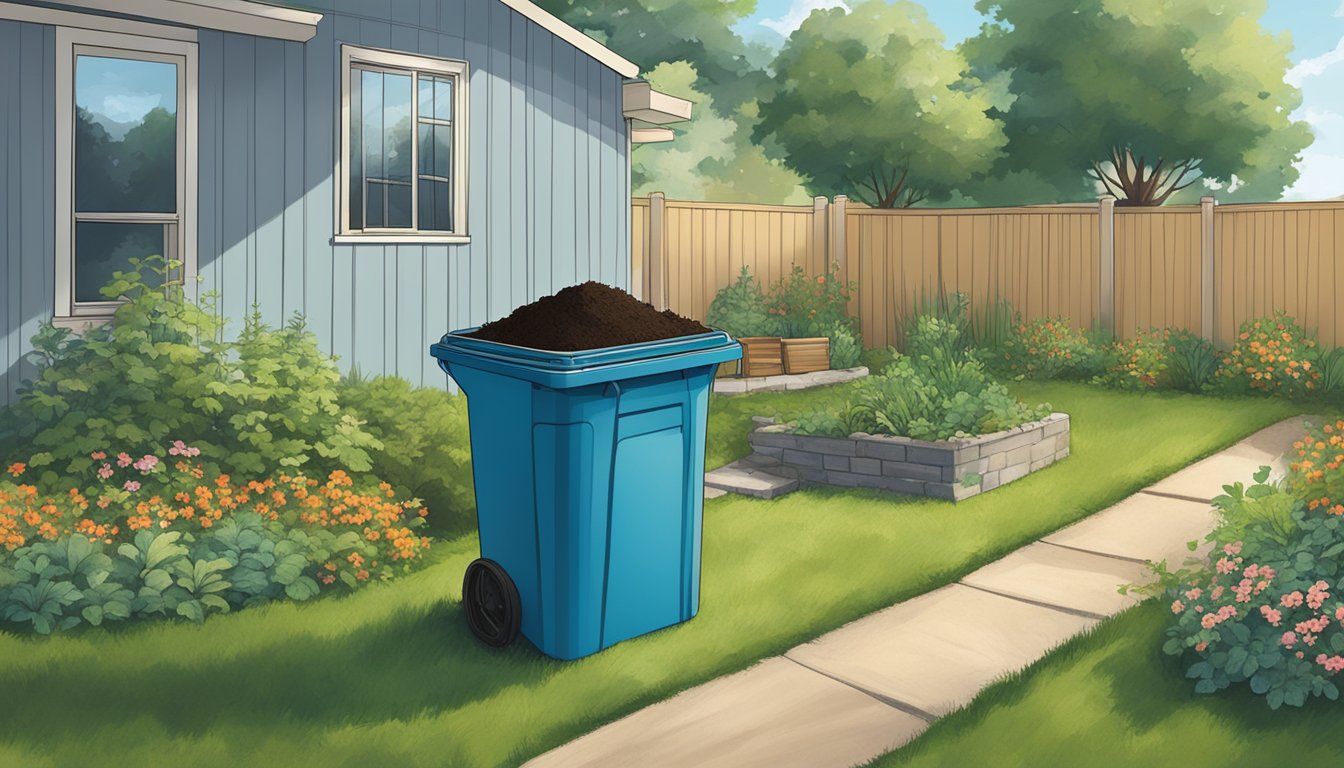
[632,127,674,144]
[495,0,639,78]
[43,0,321,42]
[622,81,693,125]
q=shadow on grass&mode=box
[0,598,572,744]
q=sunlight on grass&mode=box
[0,384,1313,767]
[871,602,1344,768]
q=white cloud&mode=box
[1286,35,1344,86]
[1284,152,1344,200]
[761,0,849,37]
[102,93,162,123]
[1337,1,1344,17]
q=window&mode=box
[339,46,469,242]
[54,27,197,322]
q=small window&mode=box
[339,46,468,242]
[55,28,198,321]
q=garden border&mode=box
[746,413,1070,501]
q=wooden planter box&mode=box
[738,336,784,377]
[782,337,830,374]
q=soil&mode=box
[464,281,712,351]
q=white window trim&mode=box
[338,44,470,244]
[54,26,198,323]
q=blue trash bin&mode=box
[430,329,741,660]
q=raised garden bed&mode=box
[713,366,868,395]
[746,413,1070,501]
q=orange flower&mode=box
[5,463,24,476]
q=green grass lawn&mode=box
[870,600,1344,767]
[0,384,1310,768]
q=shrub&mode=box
[1,443,429,634]
[1215,312,1322,398]
[768,262,856,339]
[991,315,1102,380]
[1316,347,1344,402]
[822,320,863,369]
[1095,328,1173,390]
[1146,467,1344,709]
[705,266,785,339]
[1,257,381,483]
[793,312,1050,441]
[1167,329,1223,393]
[337,374,476,537]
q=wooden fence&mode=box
[630,193,1344,349]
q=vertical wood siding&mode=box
[1,2,630,401]
[0,21,55,406]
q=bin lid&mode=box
[430,328,742,389]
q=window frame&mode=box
[337,45,470,244]
[53,26,198,325]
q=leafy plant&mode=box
[822,319,863,370]
[1095,328,1173,390]
[1167,329,1223,393]
[1,256,381,483]
[990,315,1102,381]
[705,266,786,339]
[337,374,476,537]
[1215,312,1322,398]
[768,262,856,339]
[1316,347,1344,401]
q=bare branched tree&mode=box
[1090,145,1202,206]
[848,164,929,208]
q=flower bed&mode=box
[0,443,429,634]
[747,413,1069,501]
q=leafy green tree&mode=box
[962,0,1314,205]
[634,62,808,204]
[534,0,767,113]
[754,0,1006,207]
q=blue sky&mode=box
[735,1,1344,200]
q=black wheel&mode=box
[463,558,521,648]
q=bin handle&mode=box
[598,379,623,648]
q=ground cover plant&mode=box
[0,382,1306,767]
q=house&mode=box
[0,0,692,404]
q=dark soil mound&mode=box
[465,281,711,351]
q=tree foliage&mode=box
[754,0,1006,207]
[961,0,1314,205]
[634,62,808,204]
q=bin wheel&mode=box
[463,558,521,648]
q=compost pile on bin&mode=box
[466,281,711,351]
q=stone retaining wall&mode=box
[746,413,1070,501]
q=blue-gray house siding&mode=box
[0,0,631,405]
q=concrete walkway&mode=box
[526,416,1312,768]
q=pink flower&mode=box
[97,463,114,480]
[1223,542,1243,556]
[132,455,159,473]
[1194,641,1209,652]
[1172,600,1186,614]
[1282,631,1298,648]
[1210,585,1225,600]
[168,439,201,458]
[1336,606,1344,622]
[1185,587,1203,601]
[116,452,132,468]
[1297,651,1306,659]
[123,480,140,492]
[1307,582,1331,610]
[1282,591,1304,608]
[1194,605,1205,613]
[1215,558,1237,575]
[1259,605,1283,626]
[1201,614,1218,629]
[1323,655,1344,674]
[90,451,106,460]
[1259,566,1277,580]
[1244,564,1260,579]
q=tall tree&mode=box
[753,0,1006,207]
[534,0,767,114]
[961,0,1314,205]
[632,62,808,204]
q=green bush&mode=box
[989,315,1104,381]
[0,256,381,483]
[705,266,785,339]
[768,262,856,339]
[1214,312,1322,398]
[822,320,863,369]
[1166,329,1223,393]
[338,374,476,537]
[793,312,1050,441]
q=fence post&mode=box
[1098,195,1116,339]
[1200,195,1217,344]
[648,192,666,310]
[829,195,847,270]
[812,196,829,275]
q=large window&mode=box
[339,46,468,242]
[55,27,197,322]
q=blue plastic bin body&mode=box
[430,329,741,660]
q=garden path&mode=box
[525,415,1313,768]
